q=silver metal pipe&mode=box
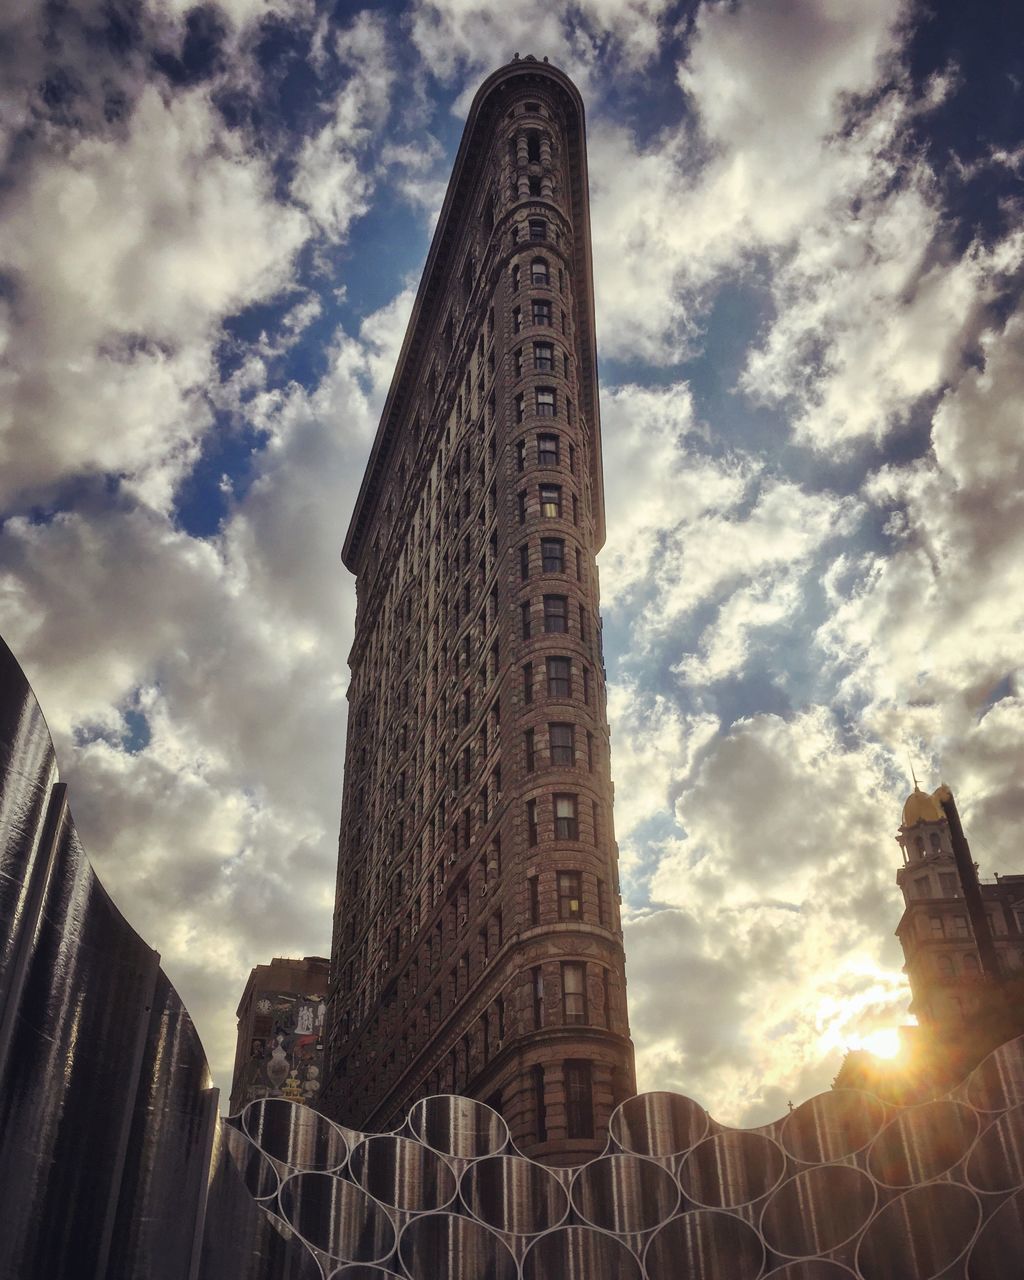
[856,1182,981,1280]
[461,1153,569,1235]
[679,1130,786,1208]
[570,1153,679,1234]
[397,1211,517,1280]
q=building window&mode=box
[547,656,571,697]
[582,666,591,704]
[523,662,533,703]
[513,306,522,333]
[538,434,559,466]
[526,131,541,162]
[525,728,536,771]
[518,490,527,523]
[533,967,544,1029]
[952,914,969,938]
[515,347,524,377]
[529,219,547,240]
[534,341,554,371]
[586,731,594,770]
[521,601,532,639]
[533,1062,547,1140]
[913,876,930,898]
[930,832,942,851]
[511,263,520,291]
[564,1060,594,1138]
[940,872,958,896]
[963,952,980,973]
[515,392,525,423]
[936,954,955,977]
[541,538,564,572]
[532,299,552,326]
[528,175,542,196]
[597,878,607,926]
[520,544,530,580]
[543,595,568,633]
[531,257,549,285]
[539,485,561,517]
[562,962,587,1024]
[558,869,582,918]
[527,799,538,846]
[554,795,578,841]
[529,875,540,925]
[516,439,526,471]
[536,388,556,417]
[930,915,944,937]
[550,722,574,766]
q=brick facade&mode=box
[321,57,636,1164]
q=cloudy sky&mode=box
[2,0,1022,1125]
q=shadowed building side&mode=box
[321,56,636,1163]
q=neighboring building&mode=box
[228,956,329,1115]
[321,56,636,1163]
[895,784,1024,1027]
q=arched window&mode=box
[531,257,549,285]
[526,130,541,163]
[930,831,941,851]
[914,835,925,854]
[511,263,520,291]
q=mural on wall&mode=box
[240,992,326,1109]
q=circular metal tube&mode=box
[461,1153,569,1234]
[242,1098,348,1172]
[966,1102,1024,1194]
[327,1268,404,1280]
[967,1035,1024,1112]
[397,1211,518,1280]
[222,1123,281,1201]
[763,1264,858,1278]
[779,1089,885,1163]
[645,1208,765,1280]
[570,1153,679,1233]
[680,1130,786,1208]
[608,1092,709,1158]
[856,1182,981,1280]
[867,1099,977,1187]
[348,1135,457,1212]
[760,1164,876,1257]
[408,1094,509,1158]
[967,1185,1024,1278]
[521,1225,642,1280]
[279,1171,395,1263]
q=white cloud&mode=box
[291,11,396,240]
[623,707,909,1123]
[0,291,408,1097]
[0,83,308,511]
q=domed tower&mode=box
[894,783,1012,1025]
[321,57,636,1165]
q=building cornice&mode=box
[342,57,604,571]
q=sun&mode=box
[855,1028,903,1060]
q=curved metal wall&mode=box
[233,1048,1024,1279]
[3,631,1024,1279]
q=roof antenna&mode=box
[909,757,920,791]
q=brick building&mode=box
[895,784,1024,1025]
[228,955,329,1116]
[320,56,636,1163]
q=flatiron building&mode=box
[322,56,636,1164]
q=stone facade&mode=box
[895,785,1024,1025]
[320,57,636,1163]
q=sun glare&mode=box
[854,1028,903,1060]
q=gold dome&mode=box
[902,785,945,828]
